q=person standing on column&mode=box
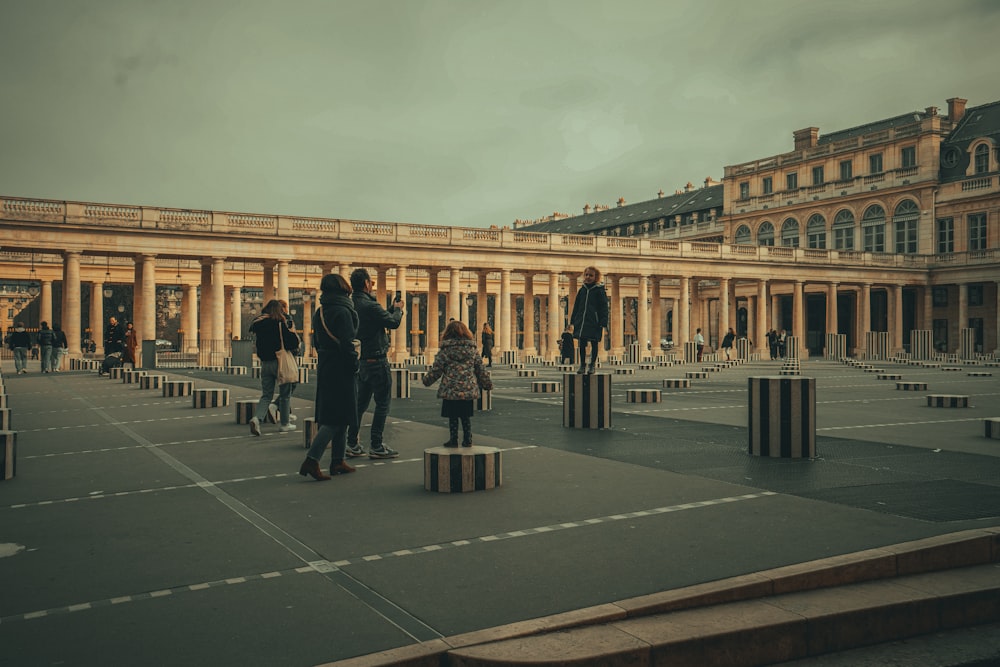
[248,300,300,436]
[422,320,493,447]
[123,322,139,369]
[7,322,31,374]
[299,273,359,481]
[568,266,609,374]
[694,328,705,363]
[37,321,56,373]
[347,268,404,459]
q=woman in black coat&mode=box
[299,274,360,481]
[569,266,609,374]
[480,323,494,367]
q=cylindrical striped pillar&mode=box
[392,369,410,398]
[825,333,846,360]
[476,390,492,411]
[140,375,166,390]
[748,376,816,458]
[736,338,752,361]
[163,381,194,397]
[910,330,932,361]
[193,388,229,408]
[683,341,698,363]
[785,335,800,360]
[563,373,612,429]
[986,418,1000,440]
[0,431,16,480]
[303,417,318,449]
[959,328,976,360]
[424,446,502,493]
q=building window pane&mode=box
[933,318,948,352]
[892,200,919,254]
[739,182,749,199]
[807,213,826,249]
[901,146,916,168]
[762,177,773,194]
[936,217,954,253]
[969,284,984,307]
[812,166,824,185]
[968,213,987,250]
[833,209,855,250]
[781,218,800,247]
[786,172,798,190]
[974,144,989,174]
[839,160,853,181]
[758,221,775,246]
[869,153,883,174]
[735,225,752,244]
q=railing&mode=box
[962,176,993,191]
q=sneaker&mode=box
[267,402,279,423]
[345,443,365,458]
[279,423,298,433]
[249,417,261,437]
[288,413,298,422]
[369,444,399,459]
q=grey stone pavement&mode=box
[1,356,999,666]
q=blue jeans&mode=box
[40,345,53,372]
[348,359,391,445]
[254,359,295,426]
[13,347,28,373]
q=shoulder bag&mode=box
[276,320,299,385]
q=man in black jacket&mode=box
[347,268,404,459]
[7,322,32,374]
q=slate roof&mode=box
[519,185,724,235]
[818,110,931,144]
[939,99,1000,183]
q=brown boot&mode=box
[299,457,331,481]
[331,460,356,475]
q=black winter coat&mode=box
[249,316,299,361]
[313,292,360,428]
[570,282,609,342]
[352,291,402,359]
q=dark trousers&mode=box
[349,360,392,446]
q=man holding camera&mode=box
[347,268,404,459]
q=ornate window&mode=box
[739,182,749,199]
[892,199,919,254]
[734,224,752,244]
[974,144,990,174]
[807,214,826,249]
[861,204,885,252]
[780,218,800,247]
[832,209,855,250]
[757,221,775,246]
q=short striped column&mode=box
[876,373,902,380]
[392,369,410,399]
[613,367,635,375]
[626,389,661,403]
[662,379,690,389]
[302,417,318,449]
[193,388,229,408]
[109,367,125,380]
[236,400,276,424]
[226,366,248,376]
[557,364,576,373]
[985,418,1000,440]
[563,373,611,429]
[785,335,800,360]
[825,333,846,360]
[909,330,932,361]
[296,367,309,384]
[969,371,993,377]
[517,369,538,378]
[685,371,708,379]
[0,408,10,430]
[0,431,15,480]
[476,390,492,411]
[122,369,146,384]
[638,363,656,370]
[500,350,519,366]
[140,374,166,390]
[736,338,752,361]
[927,395,968,408]
[896,382,928,391]
[424,446,502,493]
[251,367,262,379]
[163,380,194,397]
[683,341,698,363]
[748,376,816,458]
[531,381,561,393]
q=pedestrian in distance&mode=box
[568,265,609,374]
[123,322,138,369]
[694,327,705,363]
[422,320,493,448]
[268,299,298,425]
[37,321,55,373]
[248,299,300,436]
[559,327,575,365]
[105,316,126,356]
[481,323,494,367]
[721,327,735,361]
[299,273,360,481]
[347,268,404,459]
[7,322,31,374]
[52,323,68,371]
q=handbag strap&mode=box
[276,319,286,352]
[316,306,341,347]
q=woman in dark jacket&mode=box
[249,300,301,435]
[568,265,609,374]
[480,323,494,367]
[300,273,360,481]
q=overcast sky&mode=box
[1,0,997,228]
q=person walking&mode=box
[422,320,493,447]
[37,321,56,373]
[268,300,298,424]
[568,265,609,374]
[52,323,68,371]
[123,322,139,369]
[105,316,126,356]
[480,323,494,367]
[7,322,31,374]
[347,268,404,459]
[721,328,735,361]
[559,327,575,365]
[248,299,300,436]
[299,274,360,481]
[694,327,705,363]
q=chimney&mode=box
[947,97,967,122]
[583,204,591,214]
[617,197,626,207]
[657,189,664,199]
[684,182,694,192]
[793,127,819,150]
[925,106,938,117]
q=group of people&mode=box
[98,316,139,375]
[767,329,788,360]
[4,321,68,374]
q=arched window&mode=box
[734,224,752,244]
[974,144,990,174]
[780,218,800,247]
[807,214,826,249]
[757,221,775,246]
[861,204,885,252]
[832,209,855,250]
[893,199,919,254]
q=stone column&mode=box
[792,279,805,344]
[276,260,289,305]
[40,280,53,329]
[200,260,212,347]
[510,293,518,350]
[957,282,968,354]
[522,273,536,356]
[301,291,312,356]
[638,275,650,360]
[427,269,440,358]
[375,267,388,307]
[718,277,730,346]
[609,274,623,356]
[678,276,690,347]
[229,287,240,341]
[922,283,934,330]
[548,272,560,360]
[411,295,421,353]
[90,281,104,352]
[477,271,489,335]
[211,258,226,357]
[262,261,275,302]
[651,279,662,354]
[499,269,511,352]
[827,282,839,336]
[858,282,872,356]
[63,251,82,355]
[140,255,157,363]
[448,268,461,322]
[994,281,1000,354]
[183,284,198,353]
[892,283,904,354]
[133,259,143,339]
[393,265,408,360]
[756,280,768,351]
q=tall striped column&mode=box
[683,341,698,363]
[910,330,932,361]
[563,373,612,429]
[736,337,752,360]
[865,331,889,360]
[959,327,976,360]
[825,333,846,360]
[785,335,800,360]
[748,376,816,458]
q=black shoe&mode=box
[443,440,458,448]
[461,441,472,448]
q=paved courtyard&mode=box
[1,356,998,666]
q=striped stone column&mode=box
[392,369,410,398]
[736,337,752,361]
[825,333,846,360]
[1,430,16,480]
[748,376,816,458]
[910,330,932,361]
[959,327,976,360]
[865,331,890,360]
[563,373,612,429]
[785,335,800,360]
[683,341,698,363]
[424,446,502,493]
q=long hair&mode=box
[321,273,352,295]
[261,299,284,320]
[442,320,473,342]
[482,323,493,335]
